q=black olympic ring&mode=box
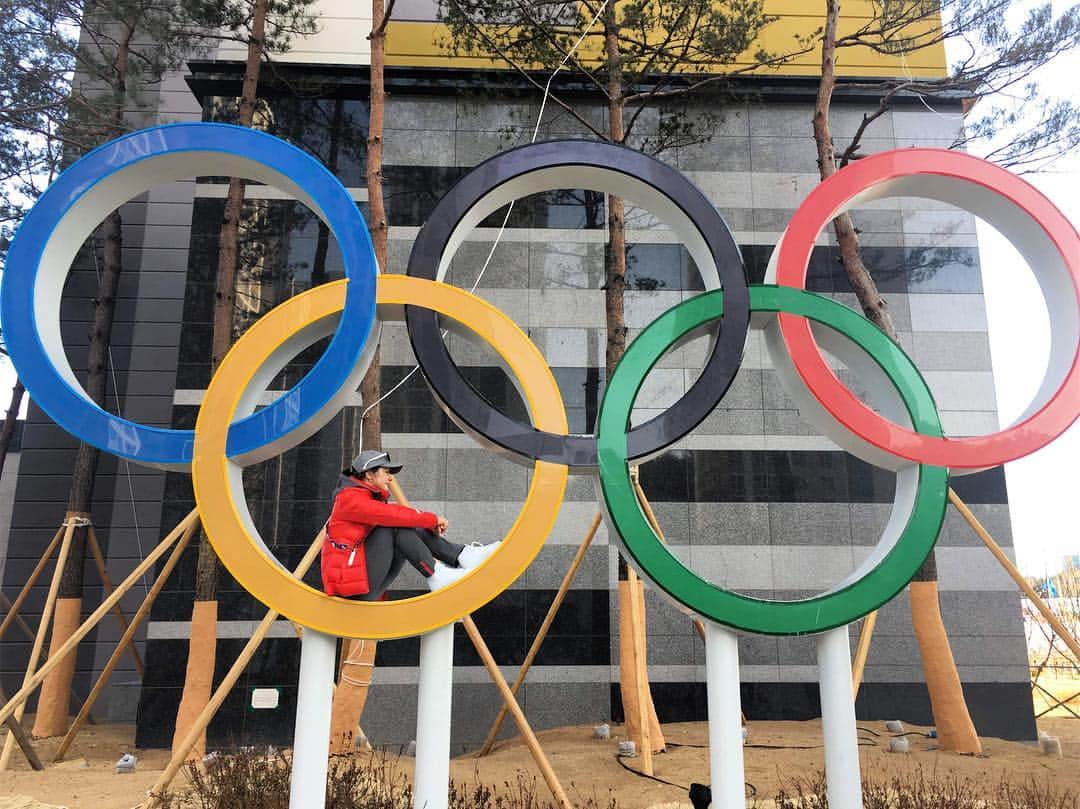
[405,139,750,468]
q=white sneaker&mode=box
[456,541,501,569]
[426,560,471,591]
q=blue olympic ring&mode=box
[1,123,378,469]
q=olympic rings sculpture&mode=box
[3,122,1078,640]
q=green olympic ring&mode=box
[597,285,949,635]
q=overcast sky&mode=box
[980,174,1079,576]
[962,1,1079,576]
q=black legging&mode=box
[351,527,465,601]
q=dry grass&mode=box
[152,748,614,809]
[765,769,1080,809]
[151,749,1079,809]
[151,748,411,809]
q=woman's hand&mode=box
[436,516,449,534]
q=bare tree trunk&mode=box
[311,99,343,289]
[329,0,388,753]
[32,18,134,738]
[360,0,387,455]
[603,9,664,753]
[812,6,896,338]
[0,379,25,475]
[815,0,980,754]
[173,0,268,760]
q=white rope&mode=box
[90,236,150,600]
[359,0,612,434]
[896,31,952,122]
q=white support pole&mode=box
[289,629,337,809]
[704,622,745,808]
[414,623,455,809]
[817,626,863,809]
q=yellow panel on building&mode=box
[384,1,946,79]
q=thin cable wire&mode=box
[89,236,150,599]
[896,35,952,121]
[359,0,611,432]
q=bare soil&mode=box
[1,716,1078,808]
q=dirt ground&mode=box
[1,716,1078,809]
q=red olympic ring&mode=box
[774,148,1080,469]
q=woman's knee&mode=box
[392,527,427,549]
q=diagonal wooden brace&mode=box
[0,510,198,736]
[53,513,201,762]
[477,512,602,756]
[462,617,572,809]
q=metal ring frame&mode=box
[597,285,947,634]
[767,148,1080,473]
[4,125,1078,637]
[192,277,567,638]
[405,139,750,468]
[1,123,379,470]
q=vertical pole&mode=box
[414,623,455,809]
[625,568,653,773]
[387,479,456,809]
[704,622,745,807]
[817,626,863,809]
[289,629,337,809]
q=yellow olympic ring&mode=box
[192,275,568,639]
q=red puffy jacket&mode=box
[321,476,439,597]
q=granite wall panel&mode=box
[1,65,1033,744]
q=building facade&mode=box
[0,0,1035,751]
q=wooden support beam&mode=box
[631,472,744,727]
[1,592,47,649]
[0,591,94,724]
[478,512,602,756]
[1032,681,1080,720]
[390,476,575,795]
[625,567,654,775]
[462,616,573,809]
[0,516,77,770]
[949,488,1080,664]
[85,521,145,676]
[0,525,64,644]
[53,514,201,762]
[0,687,43,770]
[145,528,325,807]
[851,611,877,696]
[0,510,198,736]
[632,475,709,640]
